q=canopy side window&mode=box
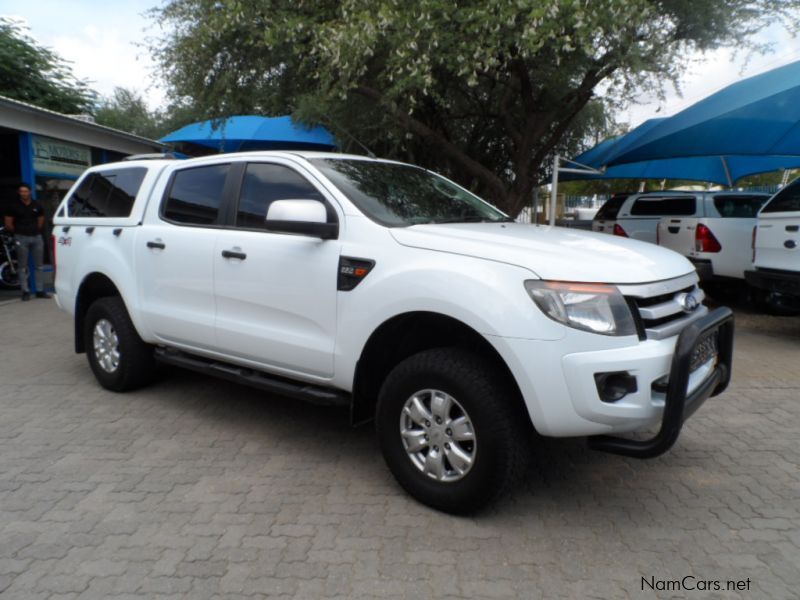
[712,194,770,218]
[630,196,696,216]
[66,168,147,218]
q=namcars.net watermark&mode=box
[642,576,752,593]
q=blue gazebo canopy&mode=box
[603,60,800,166]
[563,83,800,185]
[160,115,336,153]
[562,150,800,186]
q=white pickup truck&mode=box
[746,178,800,313]
[656,193,770,284]
[52,152,734,513]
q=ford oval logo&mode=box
[785,240,797,249]
[677,292,700,313]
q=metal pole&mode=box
[550,153,559,226]
[532,187,539,225]
[720,156,733,188]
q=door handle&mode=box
[146,241,166,250]
[221,249,247,260]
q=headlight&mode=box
[524,280,637,336]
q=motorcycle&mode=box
[0,227,20,289]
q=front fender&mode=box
[331,249,565,391]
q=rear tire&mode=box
[84,296,155,391]
[0,260,19,289]
[376,347,531,514]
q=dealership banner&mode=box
[32,135,91,178]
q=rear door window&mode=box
[162,164,230,225]
[761,180,800,213]
[595,196,626,220]
[630,196,696,216]
[67,168,147,218]
[712,195,769,218]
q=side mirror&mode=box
[265,199,338,239]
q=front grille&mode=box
[617,273,707,340]
[634,286,692,308]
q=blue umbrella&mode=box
[604,60,800,165]
[160,115,336,152]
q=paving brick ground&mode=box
[0,299,798,599]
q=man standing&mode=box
[3,183,50,301]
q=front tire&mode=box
[376,347,531,514]
[84,296,155,391]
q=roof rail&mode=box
[122,152,184,161]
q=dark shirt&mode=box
[9,200,44,236]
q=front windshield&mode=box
[310,158,510,226]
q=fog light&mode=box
[594,371,638,403]
[651,375,669,394]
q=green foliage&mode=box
[94,87,215,141]
[94,88,163,139]
[0,17,96,114]
[150,0,800,215]
[736,170,796,188]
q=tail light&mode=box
[751,225,757,263]
[695,223,721,253]
[613,224,628,237]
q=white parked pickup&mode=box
[52,152,734,512]
[656,192,770,282]
[746,179,800,313]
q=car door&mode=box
[756,182,800,272]
[213,160,341,379]
[135,163,232,350]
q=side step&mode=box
[154,347,350,407]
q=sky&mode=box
[1,0,166,108]
[3,1,800,130]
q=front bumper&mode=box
[587,307,734,458]
[490,307,734,457]
[745,268,800,296]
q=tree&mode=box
[94,87,164,139]
[151,0,800,216]
[0,17,95,114]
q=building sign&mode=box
[32,135,91,178]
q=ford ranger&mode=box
[52,152,734,513]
